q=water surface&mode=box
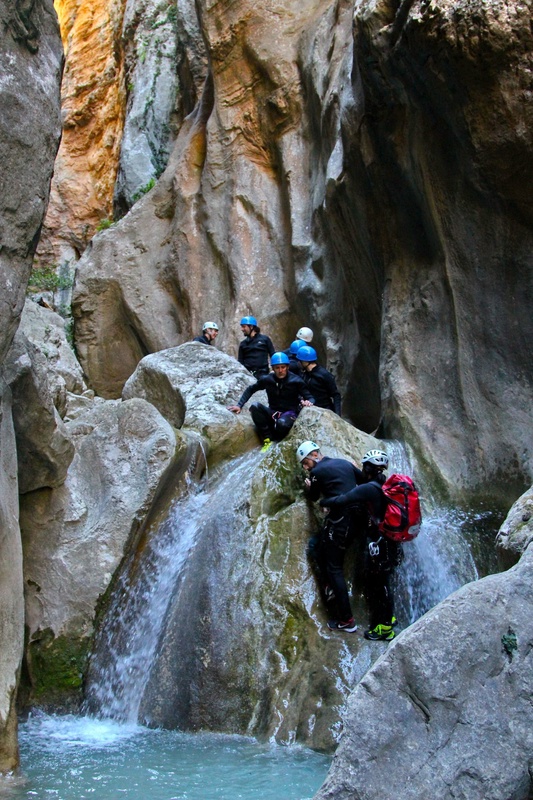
[1,713,329,800]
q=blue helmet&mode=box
[289,339,305,355]
[240,316,258,327]
[271,352,290,366]
[297,345,317,362]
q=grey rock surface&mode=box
[314,487,533,800]
[0,0,62,767]
[20,397,179,667]
[0,380,24,771]
[123,342,261,460]
[20,301,86,415]
[0,0,63,365]
[4,329,75,495]
[496,486,533,571]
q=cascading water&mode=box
[84,450,257,724]
[384,440,481,623]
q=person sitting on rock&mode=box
[319,449,402,642]
[297,346,342,415]
[296,440,363,633]
[193,321,219,345]
[228,352,314,452]
[238,316,276,379]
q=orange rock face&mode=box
[36,0,126,266]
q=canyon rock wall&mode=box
[64,0,532,507]
[0,0,63,771]
[35,0,126,267]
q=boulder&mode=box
[123,342,262,462]
[496,486,533,571]
[19,397,180,705]
[314,487,533,800]
[20,300,86,416]
[3,330,75,495]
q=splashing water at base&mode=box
[3,713,330,800]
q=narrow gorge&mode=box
[0,0,532,798]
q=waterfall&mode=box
[83,435,500,744]
[84,450,256,724]
[384,440,483,622]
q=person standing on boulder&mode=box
[296,440,363,633]
[227,352,314,451]
[297,346,341,415]
[319,450,402,642]
[238,316,276,378]
[193,321,219,345]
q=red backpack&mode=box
[378,474,422,542]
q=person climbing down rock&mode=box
[296,440,365,633]
[193,321,219,345]
[297,346,342,415]
[237,316,276,378]
[320,449,403,642]
[227,353,314,452]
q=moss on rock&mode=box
[26,628,90,706]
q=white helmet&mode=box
[362,449,389,467]
[203,321,219,331]
[296,326,313,343]
[296,441,320,462]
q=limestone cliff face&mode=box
[0,0,63,772]
[35,0,127,267]
[68,0,532,507]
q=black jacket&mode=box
[193,334,213,345]
[307,457,360,501]
[302,365,341,415]
[321,474,387,521]
[238,333,275,372]
[237,371,314,413]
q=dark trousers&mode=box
[364,535,403,628]
[250,403,296,441]
[308,514,355,621]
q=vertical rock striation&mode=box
[69,0,533,506]
[0,0,63,770]
[35,0,127,267]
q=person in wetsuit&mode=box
[193,321,219,345]
[297,440,363,632]
[228,352,314,451]
[287,340,303,375]
[238,316,275,378]
[297,346,341,415]
[319,449,402,642]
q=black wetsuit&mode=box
[238,333,275,378]
[237,372,314,441]
[193,334,214,344]
[302,365,341,415]
[288,354,302,376]
[306,457,362,621]
[321,476,402,628]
